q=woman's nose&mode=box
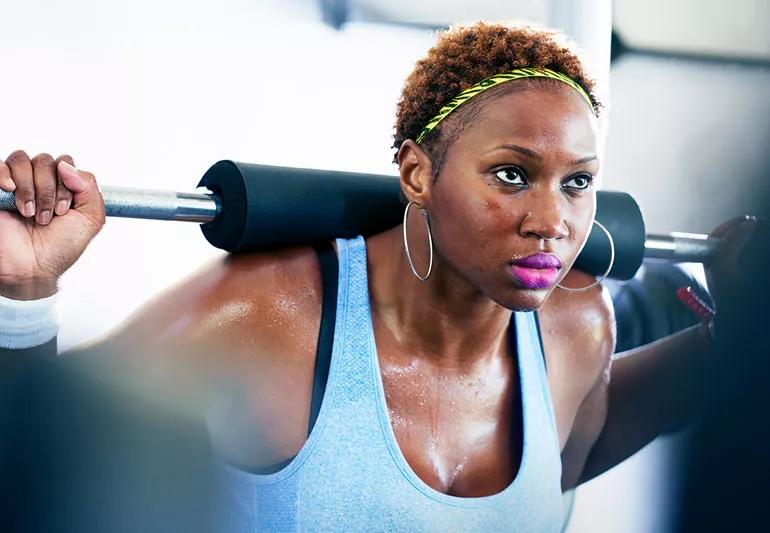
[519,196,569,241]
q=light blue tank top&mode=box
[218,235,564,532]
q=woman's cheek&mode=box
[430,195,490,264]
[564,208,594,264]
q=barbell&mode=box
[0,160,718,280]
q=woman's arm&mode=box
[2,245,325,471]
[548,270,706,491]
[571,217,763,487]
[2,245,322,397]
[60,246,323,384]
[575,324,707,486]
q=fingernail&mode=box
[59,161,85,186]
[60,161,77,174]
[38,210,52,225]
[55,199,69,215]
[24,201,35,217]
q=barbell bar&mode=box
[0,160,719,280]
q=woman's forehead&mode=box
[451,85,599,159]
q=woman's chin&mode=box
[492,287,551,312]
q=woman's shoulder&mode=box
[109,244,326,364]
[538,269,616,389]
[214,244,324,307]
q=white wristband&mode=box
[0,290,61,349]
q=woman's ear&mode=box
[397,139,434,205]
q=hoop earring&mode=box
[556,219,615,292]
[403,201,434,282]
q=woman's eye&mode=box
[495,167,527,185]
[563,173,594,190]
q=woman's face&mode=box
[425,84,600,311]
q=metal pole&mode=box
[644,232,719,263]
[0,187,220,223]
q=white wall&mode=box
[604,53,770,235]
[615,0,770,59]
[0,0,435,348]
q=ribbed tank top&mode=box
[217,235,564,532]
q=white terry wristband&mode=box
[0,291,61,349]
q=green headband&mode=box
[414,67,594,144]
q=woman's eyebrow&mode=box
[490,144,543,160]
[487,144,597,165]
[572,154,598,165]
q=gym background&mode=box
[1,1,768,531]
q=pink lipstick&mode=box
[507,253,562,290]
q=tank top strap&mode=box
[329,235,381,407]
[513,310,560,456]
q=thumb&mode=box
[707,216,756,267]
[56,160,104,223]
[728,216,758,267]
[737,216,769,269]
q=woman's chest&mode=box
[375,317,589,490]
[215,314,584,490]
[376,350,523,497]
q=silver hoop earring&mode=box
[403,201,434,282]
[556,219,615,292]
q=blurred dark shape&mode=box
[0,349,218,533]
[610,30,770,67]
[672,212,770,531]
[320,0,349,30]
[605,262,713,352]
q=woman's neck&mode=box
[365,226,513,369]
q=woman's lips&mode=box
[507,253,562,290]
[507,264,560,289]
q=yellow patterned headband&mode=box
[414,67,594,144]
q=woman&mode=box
[0,22,760,531]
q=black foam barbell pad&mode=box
[198,161,403,253]
[198,160,645,280]
[575,189,646,280]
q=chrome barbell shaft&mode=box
[644,232,718,263]
[0,186,220,223]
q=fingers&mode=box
[53,154,75,216]
[5,150,35,218]
[56,160,105,226]
[707,215,759,269]
[709,215,754,238]
[0,160,15,192]
[2,150,102,227]
[31,153,58,225]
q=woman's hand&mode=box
[704,215,768,317]
[0,150,105,299]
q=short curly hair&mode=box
[392,22,602,178]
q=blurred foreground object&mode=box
[0,349,218,533]
[672,216,770,531]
